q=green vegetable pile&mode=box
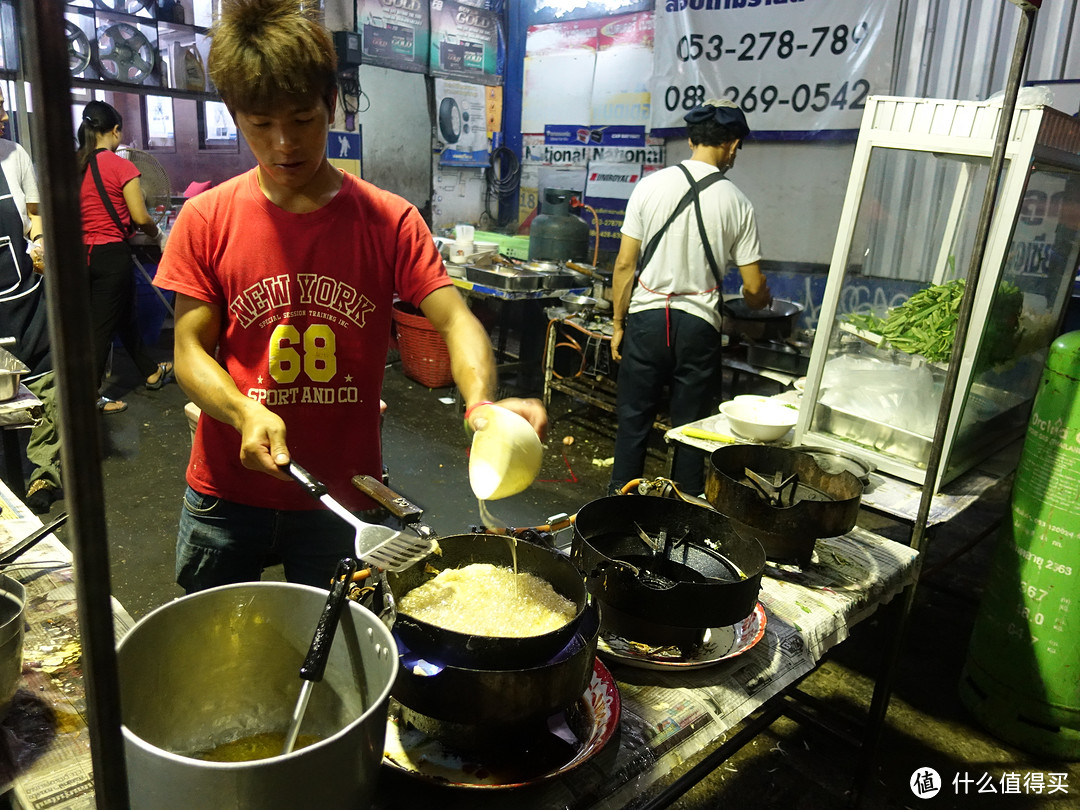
[844,278,1023,366]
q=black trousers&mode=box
[86,242,158,384]
[611,308,721,495]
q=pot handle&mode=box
[351,474,425,525]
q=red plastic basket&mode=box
[392,302,454,388]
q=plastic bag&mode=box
[819,354,939,437]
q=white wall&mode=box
[353,65,433,211]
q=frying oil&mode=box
[191,731,322,762]
[397,563,574,638]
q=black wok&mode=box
[349,474,590,670]
[572,496,764,645]
[723,297,803,341]
[705,445,863,565]
[392,598,600,751]
[385,533,588,669]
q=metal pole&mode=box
[19,1,130,806]
[852,3,1037,805]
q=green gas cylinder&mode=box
[959,331,1080,759]
[529,188,589,263]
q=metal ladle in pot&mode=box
[281,556,357,755]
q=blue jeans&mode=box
[610,308,720,495]
[176,486,378,593]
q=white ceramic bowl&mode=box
[720,398,798,442]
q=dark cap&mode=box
[684,99,750,140]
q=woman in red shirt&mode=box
[77,100,172,413]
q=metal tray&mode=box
[464,266,545,291]
[812,386,1029,469]
[747,341,811,376]
[0,347,29,402]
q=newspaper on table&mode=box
[0,489,134,810]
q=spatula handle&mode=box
[351,474,425,524]
[299,557,357,682]
[286,462,327,499]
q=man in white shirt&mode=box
[608,99,771,496]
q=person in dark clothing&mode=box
[77,100,172,414]
[0,86,60,512]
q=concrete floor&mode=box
[15,326,1080,809]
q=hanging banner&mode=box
[592,12,654,128]
[584,162,652,254]
[435,78,490,166]
[651,1,900,138]
[430,0,503,86]
[357,0,430,74]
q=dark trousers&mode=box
[611,308,720,495]
[86,242,157,383]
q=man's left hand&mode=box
[482,396,548,442]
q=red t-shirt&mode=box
[81,149,139,245]
[154,169,451,511]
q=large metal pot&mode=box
[0,574,25,706]
[723,298,804,342]
[117,582,398,810]
[572,496,765,646]
[706,445,864,565]
[386,532,589,669]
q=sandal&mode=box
[146,361,174,390]
[97,396,128,414]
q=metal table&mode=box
[452,278,589,390]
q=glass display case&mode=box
[795,95,1080,489]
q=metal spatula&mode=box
[286,462,434,571]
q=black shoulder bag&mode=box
[88,149,135,240]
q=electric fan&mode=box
[117,147,172,224]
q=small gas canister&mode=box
[959,331,1080,758]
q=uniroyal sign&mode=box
[586,165,642,199]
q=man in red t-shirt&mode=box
[155,0,546,593]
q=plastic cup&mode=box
[450,240,474,264]
[455,224,475,242]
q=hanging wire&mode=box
[485,144,520,228]
[338,70,369,115]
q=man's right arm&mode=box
[738,260,772,310]
[173,293,291,479]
